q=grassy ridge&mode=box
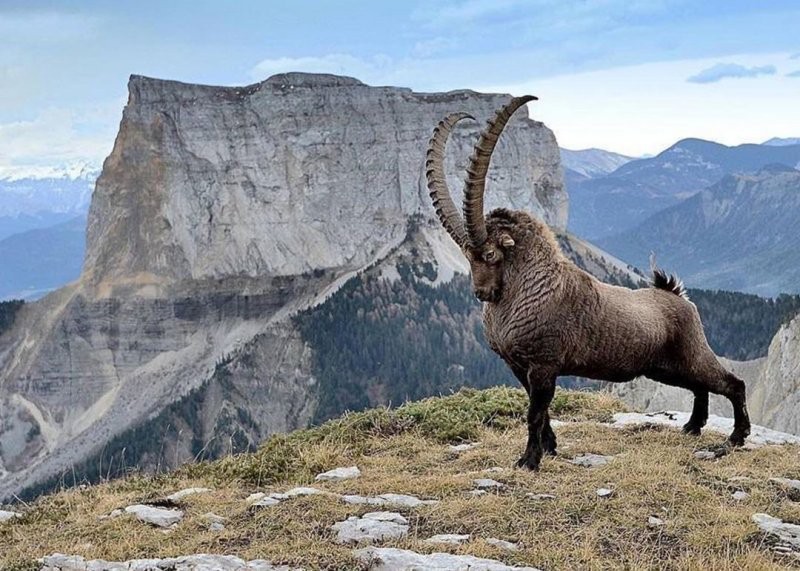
[2,388,798,570]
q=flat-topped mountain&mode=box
[84,73,567,292]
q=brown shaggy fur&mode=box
[472,208,751,469]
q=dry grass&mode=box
[1,388,798,570]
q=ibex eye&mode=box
[485,251,496,262]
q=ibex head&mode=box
[425,96,536,303]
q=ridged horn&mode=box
[463,95,537,248]
[425,112,474,249]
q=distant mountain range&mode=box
[0,215,86,300]
[599,165,800,296]
[763,137,800,146]
[560,147,634,179]
[567,138,800,239]
[0,163,97,240]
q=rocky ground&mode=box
[1,388,799,570]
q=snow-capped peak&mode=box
[0,161,101,182]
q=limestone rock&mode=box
[39,553,300,570]
[315,466,361,482]
[596,488,614,498]
[84,74,567,287]
[341,493,438,508]
[647,516,665,528]
[251,496,281,508]
[331,511,409,544]
[486,538,519,551]
[124,504,184,527]
[770,477,800,492]
[732,491,749,501]
[750,315,800,436]
[474,478,504,490]
[166,487,211,501]
[355,547,542,570]
[0,509,21,522]
[425,533,470,545]
[569,454,613,468]
[449,443,479,452]
[752,513,800,552]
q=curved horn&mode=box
[425,112,474,249]
[463,95,537,248]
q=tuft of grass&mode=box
[188,387,616,487]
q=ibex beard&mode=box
[425,97,751,471]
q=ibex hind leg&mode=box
[719,373,751,446]
[645,369,708,436]
[697,367,751,446]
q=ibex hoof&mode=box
[728,431,748,447]
[515,455,541,471]
[682,422,702,436]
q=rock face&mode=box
[609,314,800,436]
[0,73,569,501]
[84,73,567,290]
[749,314,800,436]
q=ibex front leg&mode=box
[516,364,557,471]
[512,365,557,457]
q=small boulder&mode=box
[570,453,613,468]
[694,450,717,461]
[770,477,800,492]
[752,513,800,551]
[284,486,324,497]
[425,533,470,545]
[165,487,211,501]
[596,488,614,498]
[124,504,184,528]
[0,510,21,523]
[647,516,665,528]
[526,493,556,501]
[732,491,749,501]
[251,496,282,508]
[331,511,409,544]
[315,466,361,482]
[486,537,519,551]
[449,443,479,452]
[355,547,542,570]
[473,478,504,490]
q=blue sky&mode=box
[1,0,799,166]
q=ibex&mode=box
[425,96,751,470]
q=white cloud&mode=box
[0,100,122,168]
[249,54,393,83]
[480,52,800,156]
[687,62,776,83]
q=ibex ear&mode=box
[500,233,515,248]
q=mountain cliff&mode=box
[0,73,572,501]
